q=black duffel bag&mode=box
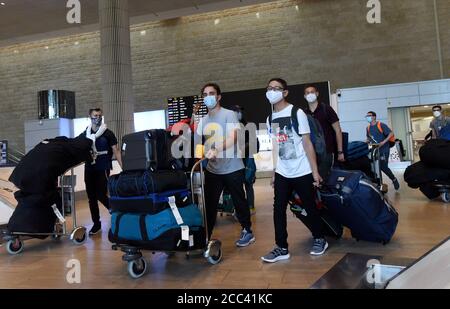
[108,170,188,197]
[404,161,450,189]
[419,139,450,170]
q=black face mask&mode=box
[91,117,102,126]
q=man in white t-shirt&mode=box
[261,78,328,263]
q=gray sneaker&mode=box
[310,238,329,256]
[235,229,255,247]
[261,246,290,263]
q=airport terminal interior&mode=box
[1,0,450,290]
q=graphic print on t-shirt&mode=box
[273,116,300,161]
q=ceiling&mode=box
[0,0,272,44]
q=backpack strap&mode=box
[290,105,301,136]
[377,121,384,135]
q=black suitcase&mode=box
[419,183,441,200]
[108,170,188,197]
[289,192,343,239]
[110,189,192,215]
[122,130,177,172]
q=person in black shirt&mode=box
[79,108,122,236]
[304,85,345,179]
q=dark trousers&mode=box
[85,169,110,225]
[274,173,324,249]
[380,154,396,181]
[244,181,255,208]
[204,169,251,238]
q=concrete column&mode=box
[99,0,135,144]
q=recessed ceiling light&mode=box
[44,46,49,50]
[423,105,429,108]
[295,5,299,11]
[140,30,146,36]
[13,50,18,53]
[0,3,6,6]
[214,19,220,25]
[256,12,260,18]
[74,41,79,45]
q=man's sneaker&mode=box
[393,179,400,191]
[235,229,255,247]
[261,246,290,263]
[89,224,102,236]
[310,238,329,256]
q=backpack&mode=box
[367,121,396,147]
[268,105,327,161]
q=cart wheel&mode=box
[52,234,61,241]
[206,248,222,265]
[442,192,450,203]
[6,239,24,255]
[127,258,147,279]
[72,232,87,245]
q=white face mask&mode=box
[305,93,318,104]
[433,111,442,118]
[236,112,242,121]
[266,90,284,105]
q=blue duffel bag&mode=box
[110,204,203,242]
[320,169,398,244]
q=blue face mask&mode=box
[204,96,218,109]
[366,116,373,123]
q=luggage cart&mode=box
[2,167,87,255]
[369,143,388,194]
[112,159,222,279]
[433,182,450,203]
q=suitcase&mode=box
[122,130,177,172]
[109,204,203,242]
[289,191,343,239]
[110,189,192,215]
[108,170,187,197]
[346,141,369,161]
[320,169,398,244]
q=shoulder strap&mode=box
[290,105,300,136]
[377,121,384,134]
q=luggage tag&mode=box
[168,196,184,225]
[51,205,66,224]
[189,235,194,247]
[181,225,189,241]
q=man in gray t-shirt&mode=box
[430,105,450,139]
[194,83,254,248]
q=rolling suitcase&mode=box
[108,170,188,197]
[320,169,398,244]
[289,191,343,239]
[122,130,177,172]
[110,189,192,215]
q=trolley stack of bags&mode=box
[404,137,450,199]
[108,129,206,250]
